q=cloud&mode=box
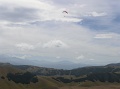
[56,56,61,59]
[12,55,31,59]
[0,6,38,22]
[89,12,107,17]
[16,43,35,51]
[0,0,82,23]
[89,59,95,61]
[94,33,113,39]
[43,40,68,48]
[0,0,120,66]
[76,55,85,60]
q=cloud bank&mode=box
[0,0,120,66]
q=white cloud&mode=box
[12,55,31,59]
[52,17,82,22]
[16,43,35,51]
[0,0,82,23]
[76,55,85,60]
[89,59,95,61]
[43,40,68,48]
[94,33,113,39]
[87,12,107,17]
[0,0,53,10]
[56,56,61,59]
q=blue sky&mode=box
[0,0,120,66]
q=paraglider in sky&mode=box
[62,11,68,17]
[62,11,68,14]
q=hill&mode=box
[106,63,120,67]
[1,62,120,76]
[1,62,120,89]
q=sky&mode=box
[0,0,120,67]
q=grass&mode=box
[79,81,103,87]
[1,66,120,89]
[1,76,120,89]
[0,77,58,89]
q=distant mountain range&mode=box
[106,63,120,67]
[0,54,88,69]
[1,62,120,76]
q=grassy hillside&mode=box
[1,62,120,89]
[0,66,23,75]
[13,64,120,77]
[0,76,61,89]
[2,62,120,77]
[1,75,120,89]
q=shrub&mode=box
[1,76,5,79]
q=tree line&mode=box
[7,72,38,84]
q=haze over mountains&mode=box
[0,54,88,69]
[1,54,119,69]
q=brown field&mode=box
[59,85,120,89]
[58,81,120,89]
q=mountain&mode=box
[106,63,120,67]
[42,60,88,69]
[1,62,120,77]
[1,62,120,89]
[0,55,87,69]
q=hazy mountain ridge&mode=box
[1,62,120,76]
[0,55,87,69]
[106,63,120,67]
